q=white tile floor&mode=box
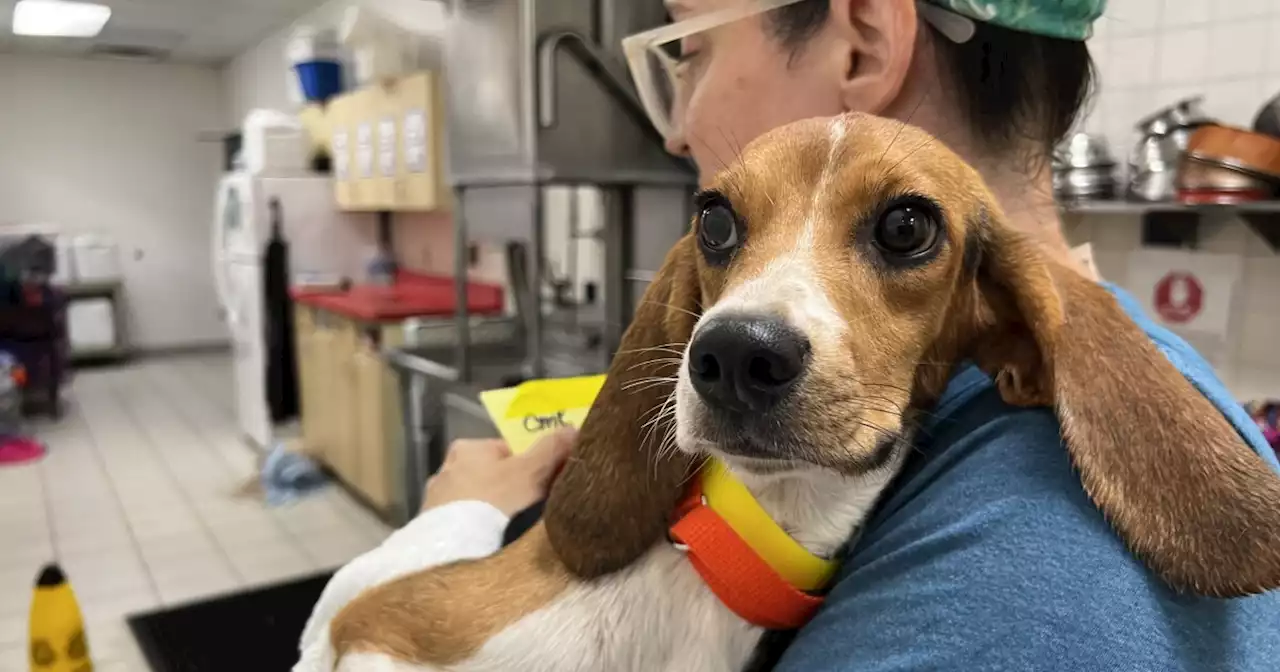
[0,355,392,671]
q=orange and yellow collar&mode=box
[668,459,839,630]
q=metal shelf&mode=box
[1058,200,1280,251]
[70,346,130,363]
[62,279,124,299]
[1059,200,1280,215]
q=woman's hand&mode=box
[422,429,576,517]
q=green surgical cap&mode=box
[925,0,1106,40]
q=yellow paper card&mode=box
[479,375,607,454]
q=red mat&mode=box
[0,436,45,466]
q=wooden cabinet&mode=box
[352,88,378,208]
[328,95,356,210]
[296,307,325,457]
[394,71,450,212]
[368,84,399,210]
[294,305,406,513]
[328,70,448,213]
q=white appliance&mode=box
[212,172,371,450]
[241,111,310,175]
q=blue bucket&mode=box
[294,60,343,103]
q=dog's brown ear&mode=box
[543,235,701,579]
[971,221,1280,597]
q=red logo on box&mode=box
[1154,271,1204,324]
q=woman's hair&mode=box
[768,1,1095,158]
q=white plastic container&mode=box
[287,26,343,65]
[70,234,121,284]
[68,299,117,352]
[242,109,309,175]
[340,6,416,84]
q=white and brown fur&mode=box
[312,114,1280,672]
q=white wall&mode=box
[223,0,459,279]
[223,0,447,127]
[0,54,228,350]
[220,0,588,291]
[1084,0,1280,149]
[1076,0,1280,401]
[224,0,348,125]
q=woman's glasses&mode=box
[621,0,976,140]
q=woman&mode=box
[302,1,1280,669]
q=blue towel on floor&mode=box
[260,444,328,506]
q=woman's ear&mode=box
[830,0,918,115]
[971,220,1280,597]
[543,235,701,579]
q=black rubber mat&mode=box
[126,570,334,672]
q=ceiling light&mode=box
[13,0,112,38]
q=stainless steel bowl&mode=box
[1057,132,1116,169]
[1061,165,1116,190]
[1055,163,1118,201]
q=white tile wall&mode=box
[1087,0,1280,149]
[1074,1,1280,401]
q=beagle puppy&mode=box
[311,113,1280,672]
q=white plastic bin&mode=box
[68,299,117,351]
[70,234,121,284]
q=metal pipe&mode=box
[453,186,471,381]
[601,186,633,357]
[536,29,682,170]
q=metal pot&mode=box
[1127,96,1213,202]
[1135,96,1209,138]
[1055,166,1118,200]
[1177,154,1277,192]
[1129,164,1178,202]
[1254,91,1280,139]
[1058,132,1117,169]
[1053,133,1118,201]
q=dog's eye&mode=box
[873,204,939,257]
[699,203,740,253]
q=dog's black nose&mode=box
[688,316,809,412]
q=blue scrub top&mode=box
[777,285,1280,671]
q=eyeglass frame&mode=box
[621,0,976,140]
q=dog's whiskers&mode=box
[641,390,678,444]
[615,342,689,356]
[678,454,712,488]
[642,391,682,480]
[637,299,701,322]
[624,375,678,396]
[625,380,680,397]
[625,358,684,374]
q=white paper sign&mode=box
[378,117,397,177]
[1126,249,1241,340]
[404,108,428,174]
[356,122,374,179]
[332,128,349,180]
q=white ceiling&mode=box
[0,0,330,64]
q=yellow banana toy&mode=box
[28,564,93,672]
